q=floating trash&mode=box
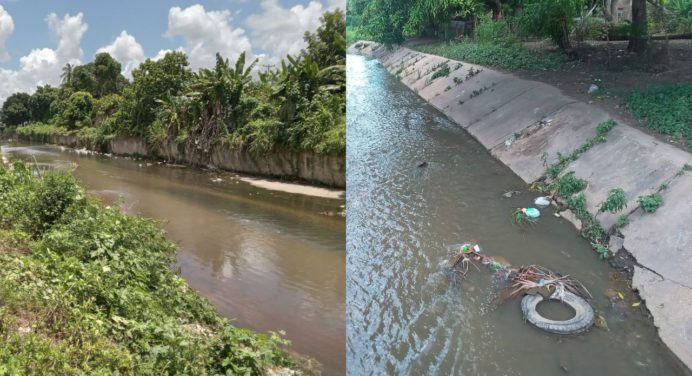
[534,196,551,207]
[525,207,540,218]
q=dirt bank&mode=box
[349,41,692,371]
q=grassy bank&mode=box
[625,83,692,147]
[414,41,564,71]
[0,162,296,374]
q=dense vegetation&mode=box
[626,83,692,147]
[3,10,346,157]
[347,0,692,55]
[0,162,296,374]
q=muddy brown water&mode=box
[346,54,685,375]
[0,143,346,374]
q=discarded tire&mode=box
[521,290,594,335]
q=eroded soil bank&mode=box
[349,41,692,372]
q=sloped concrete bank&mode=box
[349,41,692,370]
[20,134,345,188]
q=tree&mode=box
[61,63,74,86]
[71,64,97,95]
[93,52,122,97]
[60,91,94,129]
[304,9,347,67]
[628,0,648,52]
[124,51,192,135]
[28,85,59,123]
[1,92,31,126]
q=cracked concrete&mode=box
[349,41,692,371]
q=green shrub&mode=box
[430,63,451,80]
[555,171,587,198]
[0,166,296,374]
[638,193,663,213]
[475,13,513,44]
[599,188,627,213]
[591,242,610,260]
[615,215,630,228]
[568,192,588,218]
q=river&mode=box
[346,53,685,375]
[0,142,346,375]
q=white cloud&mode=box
[245,0,324,67]
[165,4,252,70]
[0,5,14,61]
[97,30,145,78]
[0,12,86,104]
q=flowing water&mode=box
[0,143,346,374]
[346,54,685,375]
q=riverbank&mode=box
[9,131,345,188]
[349,41,692,371]
[0,162,301,374]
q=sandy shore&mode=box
[239,177,344,199]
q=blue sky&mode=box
[0,0,344,102]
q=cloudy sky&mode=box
[0,0,344,104]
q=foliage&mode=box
[0,165,295,374]
[1,92,31,126]
[15,123,66,141]
[555,171,587,198]
[431,63,451,80]
[59,91,95,130]
[626,83,692,147]
[6,12,345,158]
[568,192,588,218]
[415,40,564,71]
[513,208,537,225]
[475,13,513,44]
[615,214,630,228]
[28,86,59,123]
[591,242,610,260]
[599,188,627,213]
[637,193,663,213]
[520,0,585,49]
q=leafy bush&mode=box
[591,242,610,260]
[475,13,513,44]
[615,215,630,228]
[59,91,95,130]
[415,40,564,71]
[638,193,664,213]
[0,166,296,374]
[599,188,627,213]
[15,123,66,141]
[626,83,692,147]
[568,192,588,218]
[555,171,587,198]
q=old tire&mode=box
[521,290,594,335]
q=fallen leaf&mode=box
[632,301,641,307]
[618,292,624,300]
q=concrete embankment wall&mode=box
[349,42,692,369]
[32,134,345,188]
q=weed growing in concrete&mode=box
[545,119,617,179]
[599,188,627,213]
[568,192,589,218]
[659,182,669,191]
[638,193,663,213]
[431,63,451,80]
[615,215,630,228]
[555,172,587,198]
[676,163,692,176]
[465,67,483,80]
[591,242,610,260]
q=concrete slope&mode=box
[348,41,692,370]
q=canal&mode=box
[346,53,684,375]
[0,142,346,375]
